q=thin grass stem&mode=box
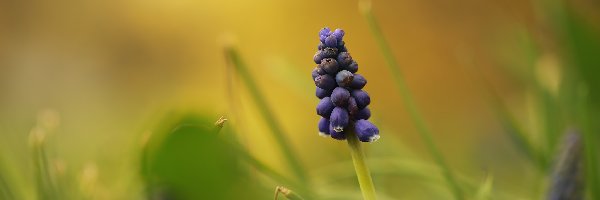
[224,47,308,184]
[360,2,463,199]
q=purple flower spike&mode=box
[347,97,358,116]
[318,117,330,137]
[355,107,371,120]
[355,120,380,142]
[337,52,353,67]
[317,97,335,118]
[351,90,371,109]
[336,70,354,87]
[329,125,346,140]
[316,87,332,99]
[331,87,350,106]
[320,58,339,75]
[330,107,349,132]
[314,75,336,90]
[350,74,367,89]
[325,35,338,48]
[312,27,379,142]
[332,29,345,42]
[346,61,358,73]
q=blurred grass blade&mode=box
[224,47,308,183]
[577,87,599,200]
[360,1,463,199]
[30,127,58,200]
[214,116,306,192]
[474,175,493,200]
[0,159,15,200]
[547,130,583,200]
[456,46,547,172]
[275,186,305,200]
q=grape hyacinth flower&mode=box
[312,27,379,143]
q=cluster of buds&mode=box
[312,27,380,142]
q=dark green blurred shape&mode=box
[140,112,260,200]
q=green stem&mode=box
[224,47,308,184]
[361,4,463,199]
[346,131,377,200]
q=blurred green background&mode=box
[0,0,599,199]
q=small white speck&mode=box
[318,132,329,137]
[368,135,380,142]
[333,126,344,132]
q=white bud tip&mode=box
[368,135,380,142]
[333,126,344,132]
[318,132,329,137]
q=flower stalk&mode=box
[347,129,377,200]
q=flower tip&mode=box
[318,132,329,137]
[333,126,344,132]
[368,134,380,143]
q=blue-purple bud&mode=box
[350,74,367,89]
[312,67,326,80]
[330,107,349,132]
[331,87,350,106]
[325,35,338,48]
[338,41,347,52]
[335,70,354,87]
[318,42,325,50]
[355,107,371,120]
[347,97,358,116]
[318,117,330,137]
[319,27,331,43]
[351,90,371,109]
[329,124,346,140]
[332,29,345,42]
[317,97,335,118]
[319,58,339,75]
[316,87,332,99]
[314,74,336,90]
[355,120,380,142]
[337,52,353,67]
[346,61,358,73]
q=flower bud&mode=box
[330,107,349,132]
[355,120,380,142]
[331,87,350,107]
[329,125,346,140]
[346,61,358,73]
[312,67,326,80]
[316,97,335,118]
[347,97,358,116]
[316,87,332,99]
[319,27,331,43]
[318,42,325,50]
[319,58,339,75]
[350,74,367,89]
[318,117,330,137]
[335,70,354,87]
[355,107,371,120]
[321,47,338,58]
[314,75,336,90]
[351,90,370,109]
[325,35,338,48]
[338,41,347,52]
[332,29,345,42]
[337,52,353,67]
